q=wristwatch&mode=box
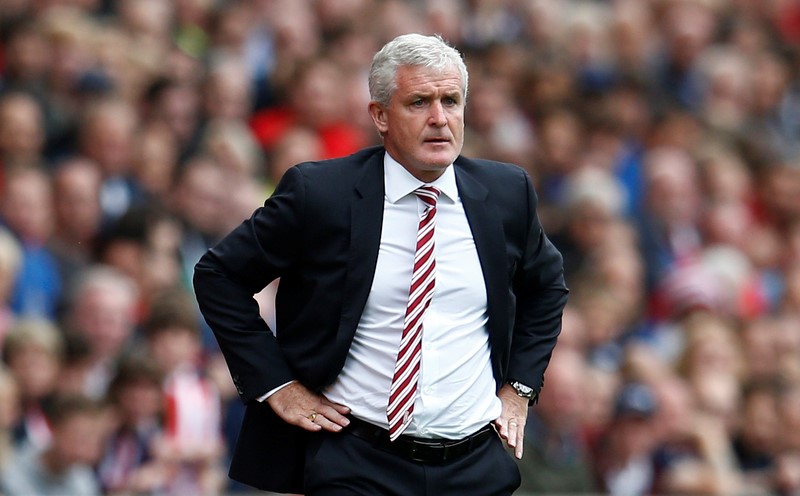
[508,380,537,404]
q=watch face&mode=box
[512,381,533,397]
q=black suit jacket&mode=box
[193,146,568,493]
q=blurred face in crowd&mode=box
[148,327,200,373]
[3,22,49,82]
[172,159,227,236]
[71,285,136,361]
[369,64,465,182]
[82,101,137,177]
[204,60,251,122]
[645,149,700,226]
[48,409,110,470]
[7,344,60,401]
[53,159,102,243]
[134,123,178,196]
[613,414,658,461]
[292,60,347,129]
[1,169,54,244]
[536,349,588,431]
[0,93,44,164]
[154,83,201,144]
[116,379,163,426]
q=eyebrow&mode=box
[408,90,463,100]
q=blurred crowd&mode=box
[1,0,800,494]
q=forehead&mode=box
[394,64,464,95]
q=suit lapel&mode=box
[455,161,508,384]
[334,151,386,354]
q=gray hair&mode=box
[369,33,469,107]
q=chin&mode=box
[421,152,457,168]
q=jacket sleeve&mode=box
[507,170,569,397]
[193,167,306,404]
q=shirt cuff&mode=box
[256,380,297,402]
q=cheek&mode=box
[449,116,465,135]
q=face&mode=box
[369,64,465,182]
[117,380,163,425]
[52,413,109,467]
[149,328,199,372]
[74,287,136,359]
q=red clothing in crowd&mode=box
[249,106,367,159]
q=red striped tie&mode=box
[388,185,440,441]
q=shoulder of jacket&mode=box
[294,146,383,173]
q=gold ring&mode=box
[308,412,317,422]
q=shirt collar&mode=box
[383,152,458,204]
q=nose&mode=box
[428,101,447,127]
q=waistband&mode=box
[344,416,496,464]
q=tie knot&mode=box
[415,186,440,208]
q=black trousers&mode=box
[303,428,521,495]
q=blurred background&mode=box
[1,0,800,494]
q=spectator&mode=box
[553,166,628,281]
[142,77,203,162]
[0,91,46,171]
[62,265,139,398]
[2,319,64,451]
[97,354,166,495]
[201,56,253,124]
[249,56,367,160]
[0,228,22,340]
[201,116,262,172]
[0,167,62,319]
[636,147,704,292]
[49,157,102,291]
[76,97,144,223]
[591,382,662,495]
[517,348,599,494]
[731,379,782,488]
[0,393,110,496]
[131,121,179,200]
[266,125,323,191]
[649,373,742,495]
[141,287,224,495]
[0,365,19,467]
[168,156,229,289]
[5,1,800,494]
[0,17,50,92]
[56,331,95,397]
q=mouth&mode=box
[424,137,451,144]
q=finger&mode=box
[326,401,352,416]
[507,420,518,449]
[319,399,352,427]
[494,418,509,440]
[313,413,348,432]
[515,425,525,459]
[294,411,323,432]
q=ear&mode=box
[368,101,389,134]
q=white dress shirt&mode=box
[324,153,501,439]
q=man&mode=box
[194,33,568,495]
[515,348,598,494]
[0,394,110,496]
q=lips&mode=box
[424,137,450,143]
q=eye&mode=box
[411,99,425,107]
[443,96,458,106]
